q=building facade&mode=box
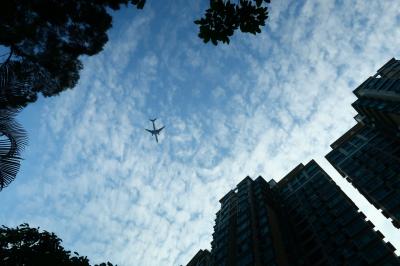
[186,160,400,265]
[209,176,297,266]
[275,160,399,265]
[352,58,400,134]
[186,249,212,266]
[326,122,400,228]
[327,58,400,228]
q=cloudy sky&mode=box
[1,0,400,265]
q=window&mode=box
[334,233,346,245]
[307,165,319,177]
[371,186,391,201]
[363,242,389,263]
[327,150,347,164]
[237,229,251,244]
[237,212,249,224]
[237,241,250,254]
[260,225,270,237]
[259,216,268,226]
[350,136,365,148]
[262,248,275,262]
[332,202,351,216]
[383,192,400,212]
[353,230,376,249]
[344,218,367,237]
[237,220,250,234]
[338,210,357,226]
[237,253,253,266]
[327,196,343,209]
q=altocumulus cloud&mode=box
[1,0,400,265]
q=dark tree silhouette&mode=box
[0,0,146,109]
[0,223,114,266]
[195,0,271,45]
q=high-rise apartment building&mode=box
[327,58,400,228]
[352,58,400,134]
[326,122,400,228]
[209,176,298,266]
[274,160,399,265]
[186,249,212,266]
[186,160,400,265]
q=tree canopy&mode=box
[0,223,114,266]
[195,0,270,45]
[0,0,147,109]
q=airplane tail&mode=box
[149,118,157,122]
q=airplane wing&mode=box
[156,126,165,134]
[145,129,154,134]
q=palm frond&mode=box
[0,108,28,190]
[0,60,37,108]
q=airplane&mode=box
[145,118,165,143]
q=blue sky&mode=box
[1,0,400,265]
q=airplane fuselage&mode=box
[146,119,164,143]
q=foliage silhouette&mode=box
[0,108,27,191]
[0,223,115,266]
[0,0,146,109]
[195,0,271,45]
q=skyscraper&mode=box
[274,160,399,265]
[326,122,400,228]
[327,58,400,228]
[352,58,400,134]
[186,160,400,265]
[209,176,298,266]
[186,249,212,266]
